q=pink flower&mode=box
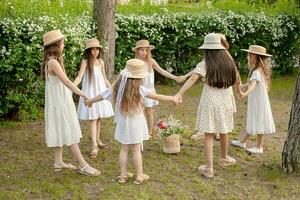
[157,120,168,129]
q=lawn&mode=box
[0,75,299,200]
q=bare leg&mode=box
[145,107,154,137]
[240,132,251,143]
[119,144,130,178]
[204,133,214,170]
[132,143,143,179]
[54,147,63,164]
[219,133,228,159]
[96,118,101,142]
[69,143,87,168]
[90,120,98,147]
[257,134,264,149]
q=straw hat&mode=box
[217,33,229,49]
[242,45,272,57]
[123,59,148,79]
[199,33,225,50]
[43,29,65,47]
[132,40,155,51]
[84,38,103,51]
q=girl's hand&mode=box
[84,99,93,108]
[175,76,186,84]
[172,95,182,106]
[82,95,89,100]
[238,92,247,100]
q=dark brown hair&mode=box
[112,76,143,115]
[84,47,102,85]
[41,40,64,79]
[204,50,237,88]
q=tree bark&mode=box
[282,70,300,173]
[93,0,116,79]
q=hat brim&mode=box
[43,36,65,47]
[128,71,149,79]
[132,45,155,51]
[84,45,104,51]
[241,49,272,57]
[199,44,225,50]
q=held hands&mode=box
[175,76,187,84]
[84,99,93,108]
[238,91,247,100]
[172,94,182,106]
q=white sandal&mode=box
[53,162,77,172]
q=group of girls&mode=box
[42,29,275,182]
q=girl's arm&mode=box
[47,59,88,99]
[152,59,186,83]
[146,92,182,106]
[73,60,87,86]
[85,95,103,107]
[176,73,200,98]
[239,80,258,99]
[100,60,111,87]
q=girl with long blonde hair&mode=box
[231,45,275,154]
[133,39,186,138]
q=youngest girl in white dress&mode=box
[231,45,275,154]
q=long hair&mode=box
[248,53,271,89]
[112,76,143,115]
[41,40,64,79]
[84,47,102,85]
[135,48,152,71]
[204,50,237,88]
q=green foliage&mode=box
[115,12,300,75]
[117,0,299,16]
[0,14,96,121]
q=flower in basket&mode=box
[156,115,185,138]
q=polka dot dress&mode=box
[194,61,236,134]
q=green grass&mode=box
[0,0,298,18]
[0,75,299,199]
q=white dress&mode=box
[77,61,114,120]
[246,69,275,134]
[194,61,236,134]
[101,86,150,144]
[45,69,82,147]
[142,63,159,107]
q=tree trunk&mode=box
[282,70,300,173]
[93,0,116,79]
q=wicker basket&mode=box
[162,134,180,154]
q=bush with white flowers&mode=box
[0,11,299,120]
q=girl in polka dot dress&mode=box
[176,33,240,178]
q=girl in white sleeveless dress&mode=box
[74,38,114,158]
[133,39,186,138]
[85,59,181,184]
[43,30,100,176]
[231,45,275,154]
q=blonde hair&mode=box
[134,48,152,71]
[112,75,144,115]
[41,40,64,79]
[248,53,272,89]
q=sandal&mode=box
[90,146,99,158]
[198,165,215,179]
[219,156,236,167]
[134,174,150,185]
[117,172,133,183]
[97,140,108,149]
[53,162,77,172]
[78,164,101,176]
